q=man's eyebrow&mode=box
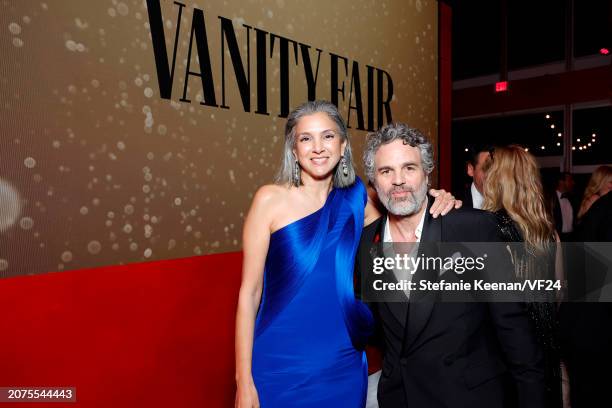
[402,161,419,167]
[377,161,419,170]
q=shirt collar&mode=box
[471,182,484,209]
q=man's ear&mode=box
[467,163,474,178]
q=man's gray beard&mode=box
[376,180,428,216]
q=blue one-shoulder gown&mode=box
[252,178,374,407]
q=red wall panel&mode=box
[0,253,242,407]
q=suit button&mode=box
[443,356,454,366]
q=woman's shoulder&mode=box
[254,183,287,198]
[252,184,290,209]
[246,184,292,232]
[491,209,523,242]
[344,176,367,200]
[586,193,600,206]
[353,175,366,189]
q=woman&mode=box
[577,165,612,219]
[482,145,565,408]
[235,101,456,407]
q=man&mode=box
[357,123,545,408]
[551,172,575,241]
[464,146,491,209]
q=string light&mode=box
[588,143,592,147]
[524,148,529,152]
[577,138,581,142]
[464,148,468,152]
[557,142,561,146]
[545,114,550,119]
[550,124,555,129]
[557,132,562,137]
[572,146,576,150]
[541,145,545,150]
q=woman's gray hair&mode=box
[275,100,356,188]
[363,122,434,184]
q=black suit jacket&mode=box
[460,186,474,209]
[550,191,563,235]
[575,191,612,241]
[356,203,545,408]
[550,191,578,239]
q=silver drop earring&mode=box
[341,156,348,177]
[293,160,300,185]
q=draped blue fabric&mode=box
[252,178,374,407]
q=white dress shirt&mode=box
[382,199,428,300]
[471,182,484,209]
[366,201,428,408]
[383,205,426,244]
[556,190,573,233]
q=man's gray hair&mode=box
[363,122,434,183]
[276,100,356,187]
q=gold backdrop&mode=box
[0,0,438,277]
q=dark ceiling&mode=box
[446,0,611,80]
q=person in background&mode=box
[576,165,612,220]
[550,172,575,241]
[560,169,612,408]
[463,145,492,209]
[482,145,566,408]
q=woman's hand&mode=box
[428,189,462,218]
[235,379,260,408]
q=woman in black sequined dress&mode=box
[481,145,565,408]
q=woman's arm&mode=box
[235,187,276,408]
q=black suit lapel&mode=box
[402,200,441,354]
[464,187,474,209]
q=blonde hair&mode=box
[482,145,555,251]
[578,165,612,218]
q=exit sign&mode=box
[495,81,508,92]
